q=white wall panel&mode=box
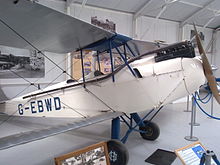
[136,16,179,43]
[38,0,66,13]
[71,4,179,44]
[182,24,213,49]
[70,4,133,37]
[182,25,214,66]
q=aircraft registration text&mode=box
[18,97,61,115]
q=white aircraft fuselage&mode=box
[0,55,206,118]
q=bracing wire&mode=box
[11,84,32,99]
[34,53,71,84]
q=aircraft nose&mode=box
[181,57,206,94]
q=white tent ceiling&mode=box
[69,0,220,29]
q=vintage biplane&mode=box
[0,0,219,165]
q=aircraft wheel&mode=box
[139,120,160,141]
[107,140,129,165]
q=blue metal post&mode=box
[80,49,86,88]
[115,46,136,77]
[123,44,127,61]
[111,117,120,140]
[109,40,115,82]
[131,113,145,127]
[213,155,220,165]
[125,43,136,57]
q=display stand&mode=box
[185,96,198,141]
[208,95,214,119]
[175,141,217,165]
[184,95,191,112]
[189,95,200,126]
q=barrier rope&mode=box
[195,91,212,104]
[193,93,220,120]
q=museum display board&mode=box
[55,141,110,165]
[175,141,217,165]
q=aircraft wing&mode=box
[0,111,123,150]
[127,39,167,56]
[0,0,114,53]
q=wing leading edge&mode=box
[0,111,123,150]
[0,0,114,53]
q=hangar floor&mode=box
[0,98,219,165]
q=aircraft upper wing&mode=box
[127,39,167,56]
[0,111,123,150]
[0,0,114,53]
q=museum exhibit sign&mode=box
[54,141,110,165]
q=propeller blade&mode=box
[193,24,220,104]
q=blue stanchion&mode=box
[200,152,220,165]
[213,155,220,165]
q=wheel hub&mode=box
[146,126,153,136]
[109,150,118,162]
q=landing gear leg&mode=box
[111,117,120,140]
[109,117,129,165]
[109,108,162,164]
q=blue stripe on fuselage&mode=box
[18,97,62,115]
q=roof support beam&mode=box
[203,10,220,28]
[132,16,137,38]
[139,0,179,40]
[180,0,215,27]
[78,0,87,17]
[203,17,215,29]
[179,0,219,13]
[134,0,179,19]
[66,0,72,14]
[132,0,154,38]
[134,0,154,19]
[139,4,167,39]
[66,0,72,80]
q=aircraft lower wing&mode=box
[0,111,123,150]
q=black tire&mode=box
[107,140,129,165]
[139,120,160,141]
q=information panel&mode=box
[175,141,217,165]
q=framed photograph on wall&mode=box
[54,141,110,165]
[0,46,45,79]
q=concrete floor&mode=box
[0,98,219,165]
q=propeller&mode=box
[193,24,220,104]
